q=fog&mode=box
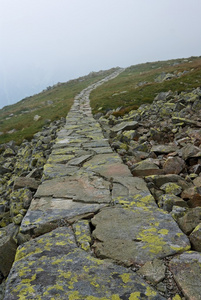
[0,0,201,109]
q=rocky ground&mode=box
[0,71,201,299]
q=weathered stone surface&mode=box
[137,259,166,285]
[177,207,201,235]
[68,154,93,166]
[181,143,201,160]
[0,224,18,277]
[193,176,201,187]
[35,172,111,203]
[20,197,105,234]
[160,182,182,196]
[112,176,157,208]
[111,121,139,133]
[42,164,79,180]
[181,186,201,208]
[145,174,191,190]
[83,153,132,178]
[163,156,185,174]
[91,207,190,266]
[158,194,188,212]
[151,144,177,154]
[170,251,201,300]
[189,223,201,251]
[14,177,39,190]
[132,159,160,171]
[4,227,164,300]
[72,220,91,251]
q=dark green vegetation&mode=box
[0,69,117,144]
[90,56,201,115]
[1,56,201,145]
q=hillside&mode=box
[0,68,117,145]
[90,56,201,115]
[0,56,201,145]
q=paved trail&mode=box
[3,70,194,299]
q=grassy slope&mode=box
[90,56,201,115]
[0,69,117,144]
[1,55,201,145]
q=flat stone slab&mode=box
[82,140,110,148]
[20,198,104,234]
[42,164,79,180]
[68,154,93,166]
[88,147,113,154]
[112,176,157,208]
[4,227,165,299]
[35,172,111,203]
[83,153,132,178]
[169,251,201,299]
[91,207,190,266]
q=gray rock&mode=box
[163,156,185,174]
[160,182,182,196]
[151,144,177,154]
[181,143,201,160]
[137,259,166,285]
[189,223,201,251]
[91,207,190,266]
[170,251,201,300]
[0,225,18,277]
[13,177,39,190]
[111,121,139,133]
[4,227,164,299]
[158,194,188,212]
[177,207,201,234]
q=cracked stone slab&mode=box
[83,153,132,178]
[82,140,110,148]
[4,227,165,300]
[91,207,190,266]
[88,147,113,154]
[112,176,151,196]
[35,172,111,203]
[20,197,104,234]
[51,147,80,155]
[169,251,201,300]
[42,164,79,180]
[47,154,75,164]
[68,154,93,166]
[112,176,157,208]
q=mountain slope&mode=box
[0,55,201,145]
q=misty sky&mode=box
[0,0,201,109]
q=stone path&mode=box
[3,70,201,299]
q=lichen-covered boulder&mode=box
[91,207,190,266]
[4,227,165,300]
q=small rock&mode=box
[177,207,201,234]
[151,144,177,154]
[111,121,139,133]
[181,143,201,160]
[14,177,39,190]
[163,156,185,174]
[158,194,188,212]
[33,115,41,121]
[137,259,166,285]
[160,183,182,196]
[189,223,201,251]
